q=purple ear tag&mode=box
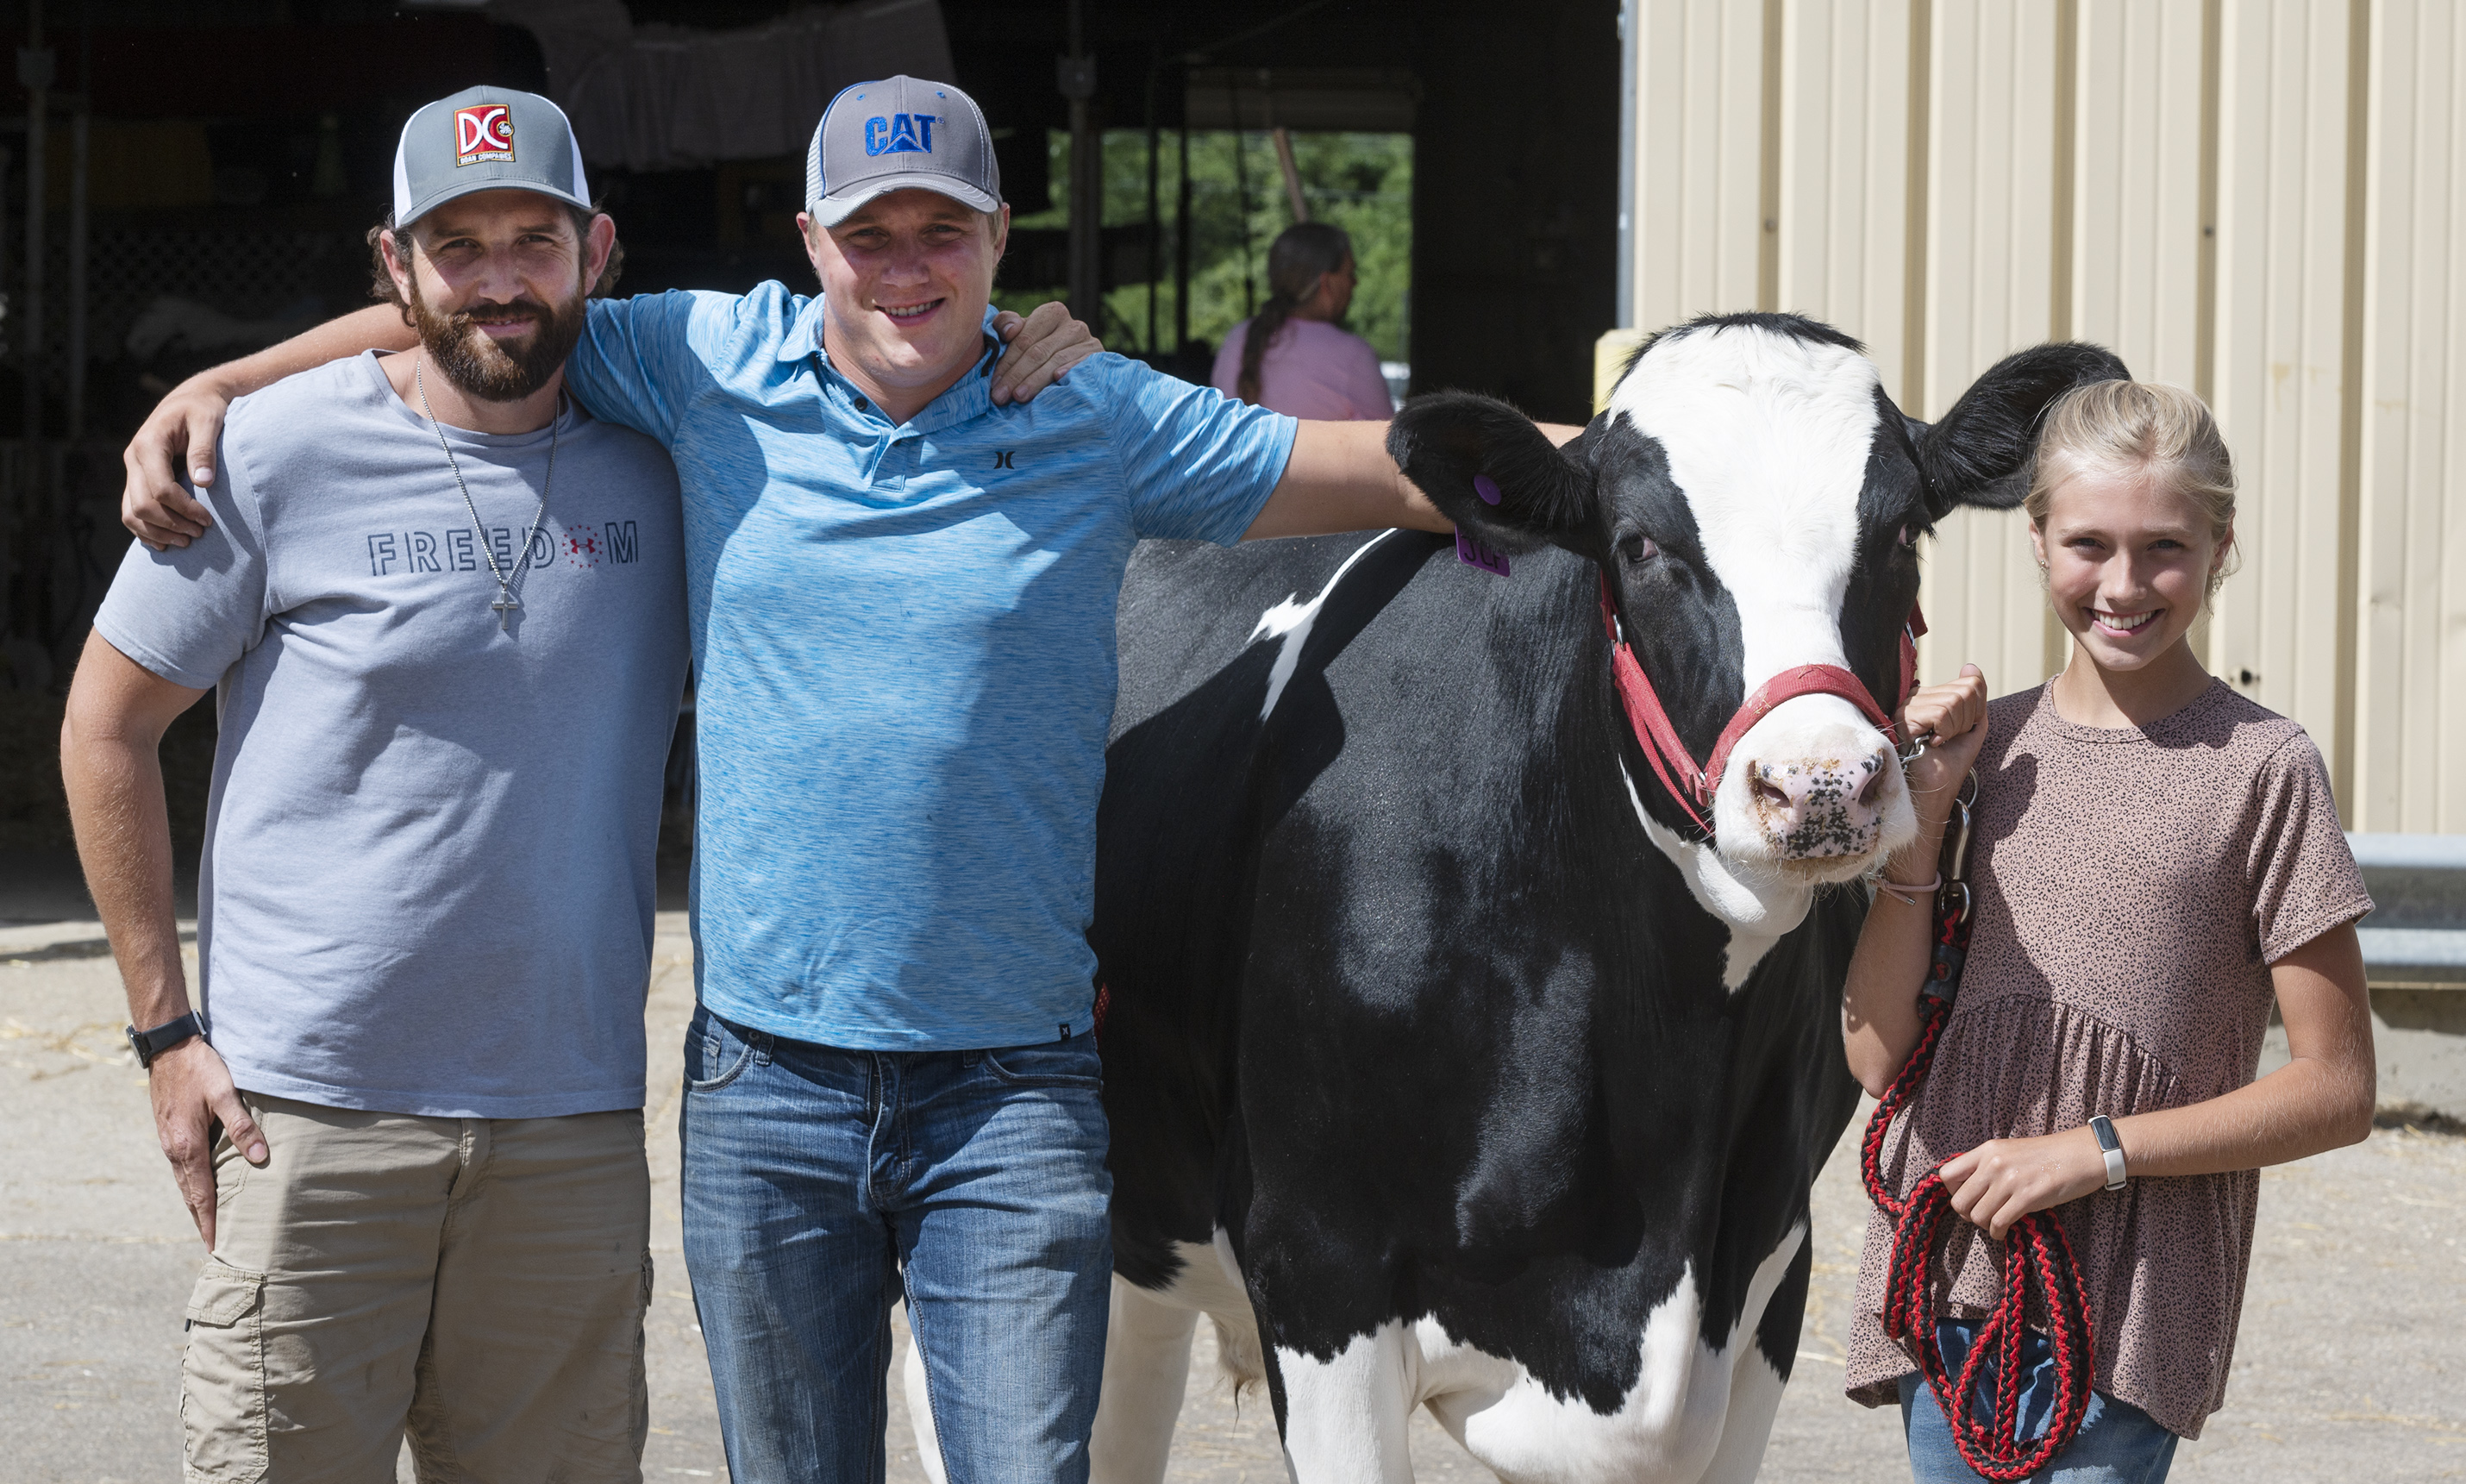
[1473,474,1503,505]
[1455,530,1512,577]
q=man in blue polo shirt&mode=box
[122,75,1518,1484]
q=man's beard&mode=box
[406,275,586,402]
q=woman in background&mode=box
[1212,222,1393,420]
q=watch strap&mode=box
[2087,1113,2128,1192]
[127,1011,203,1069]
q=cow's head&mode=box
[1392,313,2126,885]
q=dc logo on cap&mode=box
[863,114,938,156]
[455,104,515,166]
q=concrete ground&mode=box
[4,912,2460,1481]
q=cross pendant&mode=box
[491,592,520,631]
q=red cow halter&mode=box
[1598,573,1925,838]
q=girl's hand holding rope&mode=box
[1895,663,1991,846]
[1935,1129,2112,1241]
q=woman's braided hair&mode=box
[1236,222,1355,405]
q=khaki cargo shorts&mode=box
[179,1093,651,1483]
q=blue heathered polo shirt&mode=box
[566,283,1296,1050]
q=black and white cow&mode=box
[1051,315,2122,1483]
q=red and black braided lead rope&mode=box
[1858,801,2098,1481]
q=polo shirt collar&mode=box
[794,301,1007,434]
[774,292,829,362]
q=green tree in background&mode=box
[998,129,1412,369]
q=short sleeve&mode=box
[1338,334,1395,420]
[1210,324,1247,399]
[566,291,734,446]
[91,431,272,692]
[2244,733,2375,962]
[1104,356,1297,545]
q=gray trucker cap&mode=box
[805,76,1001,226]
[391,85,592,227]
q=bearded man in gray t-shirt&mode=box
[60,89,686,1479]
[70,86,1084,1481]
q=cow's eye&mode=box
[1620,535,1660,563]
[1896,523,1916,548]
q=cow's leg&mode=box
[1274,1320,1420,1484]
[1089,1275,1200,1484]
[1694,1224,1813,1484]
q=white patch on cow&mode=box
[1279,1322,1424,1484]
[1607,328,1914,878]
[1110,1224,1812,1484]
[1088,1236,1266,1484]
[1248,530,1399,721]
[1621,758,1812,991]
[1402,1223,1808,1484]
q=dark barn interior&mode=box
[0,0,1616,901]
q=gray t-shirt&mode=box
[95,351,688,1118]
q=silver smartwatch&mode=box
[2087,1114,2129,1192]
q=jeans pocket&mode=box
[980,1036,1104,1090]
[686,1011,760,1093]
[181,1258,268,1482]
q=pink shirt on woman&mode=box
[1211,316,1395,421]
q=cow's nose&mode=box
[1742,746,1899,857]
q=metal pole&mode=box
[67,9,84,441]
[1174,111,1191,356]
[1143,60,1160,356]
[1615,0,1636,328]
[1230,83,1254,316]
[67,100,84,441]
[1061,0,1101,327]
[1271,128,1308,223]
[22,0,50,449]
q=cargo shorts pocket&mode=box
[179,1258,268,1483]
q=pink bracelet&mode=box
[1875,872,1942,908]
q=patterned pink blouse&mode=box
[1845,679,2373,1439]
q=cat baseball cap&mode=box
[391,85,592,227]
[805,75,1001,226]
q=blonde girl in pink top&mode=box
[1211,222,1394,421]
[1840,380,2377,1482]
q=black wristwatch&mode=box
[127,1011,203,1069]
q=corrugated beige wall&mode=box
[1608,0,2463,831]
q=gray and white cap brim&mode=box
[395,174,595,229]
[807,174,1000,227]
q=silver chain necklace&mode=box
[416,359,556,632]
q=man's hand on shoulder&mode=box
[147,1035,266,1250]
[122,374,233,551]
[989,300,1101,406]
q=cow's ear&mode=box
[1913,342,2131,517]
[1387,391,1600,556]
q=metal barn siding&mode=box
[1607,0,2461,830]
[2356,0,2466,833]
[1918,1,2064,697]
[1775,0,1917,402]
[1630,0,1768,333]
[2207,0,2363,801]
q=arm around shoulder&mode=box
[123,304,414,549]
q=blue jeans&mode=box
[679,1007,1114,1484]
[1900,1320,2180,1483]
